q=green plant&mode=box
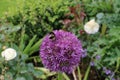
[0,23,22,50]
[62,0,120,79]
[0,48,42,80]
[92,27,120,79]
[4,0,73,40]
[83,0,113,17]
[0,47,57,80]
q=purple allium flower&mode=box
[40,30,84,73]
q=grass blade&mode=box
[29,38,43,55]
[23,35,37,54]
[83,65,91,80]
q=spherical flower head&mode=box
[40,30,85,73]
[84,19,100,34]
[1,48,17,61]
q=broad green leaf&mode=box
[27,63,34,72]
[20,66,28,74]
[33,68,43,78]
[23,74,33,80]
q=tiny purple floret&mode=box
[95,55,101,60]
[103,67,112,75]
[81,49,87,58]
[90,61,95,66]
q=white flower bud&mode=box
[84,19,100,34]
[1,48,17,61]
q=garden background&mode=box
[0,0,120,80]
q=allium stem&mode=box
[72,70,77,80]
[77,66,82,80]
[62,73,70,80]
[83,65,91,80]
[58,72,63,80]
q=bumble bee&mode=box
[49,32,56,40]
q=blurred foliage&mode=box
[63,0,120,79]
[91,27,120,78]
[0,24,22,52]
[0,48,56,80]
[3,0,73,40]
[0,0,18,17]
[83,0,114,17]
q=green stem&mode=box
[114,58,120,73]
[57,72,63,80]
[26,56,40,61]
[77,66,82,80]
[62,73,70,80]
[83,65,91,80]
[87,34,92,45]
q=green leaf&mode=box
[33,68,43,78]
[21,54,28,61]
[19,28,25,51]
[62,73,70,80]
[15,77,26,80]
[20,66,28,74]
[27,63,34,72]
[23,35,37,54]
[23,74,33,80]
[103,56,117,66]
[83,65,91,80]
[57,72,63,80]
[96,13,104,19]
[5,72,13,80]
[115,47,120,57]
[29,38,43,55]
